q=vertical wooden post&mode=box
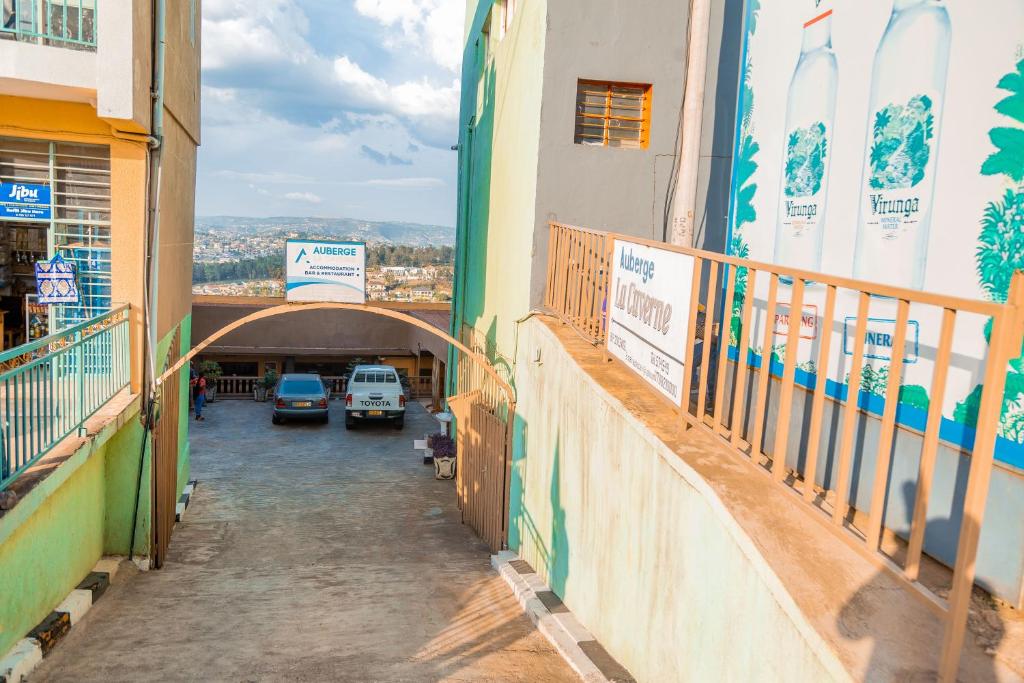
[802,285,837,502]
[939,271,1024,682]
[771,278,805,480]
[833,292,871,525]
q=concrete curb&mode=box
[175,479,198,521]
[492,552,635,683]
[0,558,121,682]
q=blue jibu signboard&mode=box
[0,182,52,220]
[285,239,366,304]
[34,254,80,305]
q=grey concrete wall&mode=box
[509,319,850,681]
[693,0,744,253]
[715,359,1024,607]
[529,0,689,309]
[191,303,448,360]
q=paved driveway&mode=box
[33,400,575,682]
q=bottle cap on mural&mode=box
[806,0,833,26]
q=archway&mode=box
[153,302,515,556]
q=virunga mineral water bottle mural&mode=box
[773,1,837,276]
[727,0,1024,470]
[854,0,951,290]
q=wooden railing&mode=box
[543,222,1024,681]
[544,223,612,344]
[215,376,258,398]
[407,376,432,398]
[216,375,435,400]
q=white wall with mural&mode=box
[728,0,1024,469]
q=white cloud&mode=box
[284,191,323,203]
[354,0,464,72]
[202,0,459,147]
[202,0,314,71]
[363,178,444,188]
[219,170,318,184]
[197,0,460,223]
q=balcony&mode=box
[0,304,130,491]
[1,0,96,50]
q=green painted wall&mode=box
[0,317,192,657]
[175,313,192,499]
[0,400,145,656]
[452,0,548,375]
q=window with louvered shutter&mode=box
[574,80,652,150]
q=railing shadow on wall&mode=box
[0,304,131,491]
[543,221,1024,681]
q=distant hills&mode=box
[196,216,456,247]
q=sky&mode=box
[196,0,465,226]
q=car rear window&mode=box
[280,379,324,394]
[352,371,397,383]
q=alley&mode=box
[32,400,574,682]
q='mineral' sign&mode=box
[606,239,695,406]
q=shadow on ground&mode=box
[30,400,574,682]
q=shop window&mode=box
[574,80,652,149]
[0,137,110,344]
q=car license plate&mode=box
[368,410,384,416]
[294,401,311,408]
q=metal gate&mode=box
[151,331,181,568]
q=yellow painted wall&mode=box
[155,115,198,339]
[163,0,201,144]
[456,0,548,368]
[0,95,150,393]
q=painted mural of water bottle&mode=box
[774,0,837,279]
[853,0,951,290]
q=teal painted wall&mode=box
[453,0,548,374]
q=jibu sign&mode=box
[0,182,52,220]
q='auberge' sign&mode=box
[606,239,695,406]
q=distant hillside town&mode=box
[192,216,455,301]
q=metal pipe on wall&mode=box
[669,0,713,247]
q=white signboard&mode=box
[606,239,696,406]
[285,240,366,304]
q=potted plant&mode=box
[433,437,456,480]
[425,432,445,464]
[198,360,223,402]
[255,370,278,402]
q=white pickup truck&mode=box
[345,364,406,430]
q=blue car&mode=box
[272,373,330,424]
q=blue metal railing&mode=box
[0,304,129,490]
[0,0,97,50]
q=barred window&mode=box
[574,80,652,149]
